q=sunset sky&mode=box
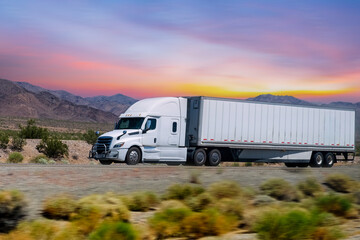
[0,1,359,102]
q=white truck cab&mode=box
[90,97,188,165]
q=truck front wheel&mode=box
[206,149,221,166]
[193,148,206,166]
[126,147,141,165]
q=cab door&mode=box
[142,117,160,161]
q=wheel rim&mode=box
[316,155,322,165]
[326,155,333,165]
[211,152,220,163]
[129,150,139,163]
[196,152,205,163]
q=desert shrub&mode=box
[254,209,314,240]
[213,198,243,221]
[185,192,213,212]
[0,190,27,232]
[19,119,49,139]
[36,136,69,158]
[148,201,192,239]
[83,130,98,145]
[312,227,345,240]
[60,159,70,164]
[260,178,301,201]
[325,174,354,193]
[182,209,231,238]
[163,184,204,200]
[48,159,56,164]
[245,162,253,167]
[297,177,323,197]
[208,181,242,199]
[0,131,9,149]
[30,154,49,164]
[253,195,276,206]
[42,194,77,220]
[74,193,130,222]
[315,194,352,217]
[127,192,159,211]
[7,152,23,163]
[10,135,26,151]
[12,219,83,240]
[89,221,137,240]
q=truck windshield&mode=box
[115,117,145,130]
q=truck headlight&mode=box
[113,142,125,148]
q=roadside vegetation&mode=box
[0,175,359,239]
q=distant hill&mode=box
[247,94,314,106]
[17,81,137,115]
[1,79,117,123]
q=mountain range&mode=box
[0,79,359,140]
[0,79,117,123]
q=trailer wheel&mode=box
[193,148,206,166]
[206,149,221,166]
[310,152,323,168]
[99,160,113,165]
[323,153,335,168]
[284,163,297,167]
[126,147,141,165]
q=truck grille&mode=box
[95,136,113,154]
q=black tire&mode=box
[126,147,141,165]
[310,152,324,168]
[323,153,335,168]
[206,149,221,166]
[285,162,297,167]
[193,148,206,166]
[99,160,112,165]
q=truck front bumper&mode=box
[89,147,128,162]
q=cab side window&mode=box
[145,119,157,130]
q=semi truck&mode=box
[89,96,356,167]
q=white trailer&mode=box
[90,96,356,167]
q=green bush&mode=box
[127,192,159,212]
[7,152,24,163]
[213,198,243,221]
[260,178,301,201]
[185,192,213,212]
[254,208,344,240]
[208,181,242,199]
[315,194,352,217]
[182,209,231,238]
[163,184,204,200]
[83,130,98,145]
[0,131,9,149]
[19,119,49,139]
[42,194,77,220]
[89,221,137,240]
[30,154,49,164]
[297,178,323,197]
[0,190,27,232]
[74,193,130,222]
[10,135,26,151]
[325,174,354,193]
[36,136,69,158]
[254,209,314,240]
[148,201,192,239]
